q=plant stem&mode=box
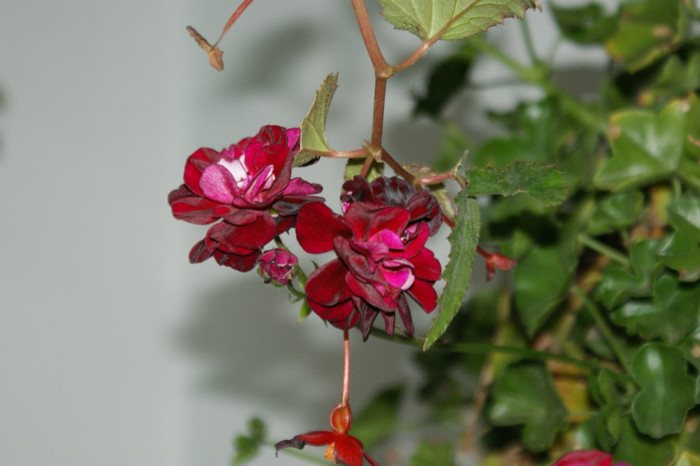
[370,77,388,151]
[573,287,632,375]
[577,233,630,267]
[519,19,538,65]
[341,329,350,407]
[369,328,631,384]
[212,0,254,47]
[350,0,391,75]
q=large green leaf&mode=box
[630,343,695,438]
[513,220,577,337]
[613,416,676,466]
[594,99,687,191]
[595,240,662,310]
[550,2,617,45]
[294,73,338,167]
[659,231,700,282]
[377,0,539,41]
[605,0,687,72]
[423,190,479,350]
[488,362,568,452]
[463,161,568,207]
[611,272,700,344]
[585,190,644,236]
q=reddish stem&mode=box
[213,0,255,47]
[349,0,391,75]
[370,78,388,151]
[359,155,375,178]
[341,329,350,407]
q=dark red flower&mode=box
[552,450,629,466]
[168,125,322,271]
[341,175,443,235]
[480,248,517,282]
[258,248,298,285]
[275,404,379,466]
[296,189,441,339]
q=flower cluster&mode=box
[296,176,443,339]
[168,125,322,272]
[552,450,629,466]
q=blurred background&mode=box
[0,1,611,465]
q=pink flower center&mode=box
[354,229,415,292]
[199,152,276,204]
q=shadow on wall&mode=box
[175,268,419,416]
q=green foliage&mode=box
[294,73,339,167]
[410,440,455,465]
[488,362,569,452]
[377,0,539,41]
[424,189,480,350]
[347,386,404,449]
[232,418,266,465]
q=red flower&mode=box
[480,248,517,282]
[258,248,298,285]
[552,450,629,466]
[275,405,379,466]
[295,183,441,339]
[168,125,322,271]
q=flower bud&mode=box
[258,248,298,285]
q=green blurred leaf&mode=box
[377,0,539,41]
[613,415,675,466]
[232,418,266,465]
[586,190,644,236]
[343,157,383,182]
[667,194,700,237]
[605,0,687,72]
[659,231,700,282]
[550,2,617,44]
[630,343,695,438]
[594,99,687,190]
[640,54,700,106]
[424,191,479,350]
[297,299,312,322]
[513,220,578,337]
[410,440,454,466]
[676,451,700,466]
[432,121,470,173]
[463,161,568,207]
[589,370,625,450]
[488,362,568,452]
[347,386,403,449]
[611,272,700,344]
[294,73,338,167]
[595,240,662,310]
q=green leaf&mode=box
[294,73,338,167]
[343,158,383,183]
[659,231,700,282]
[432,121,471,173]
[488,362,568,452]
[232,418,266,465]
[586,190,644,236]
[605,0,687,72]
[611,272,700,344]
[513,220,578,337]
[410,440,454,466]
[589,370,625,450]
[595,240,662,310]
[550,2,617,45]
[377,0,539,41]
[346,386,403,449]
[424,191,479,350]
[594,99,687,191]
[667,194,700,237]
[463,161,568,207]
[630,343,695,438]
[613,416,675,466]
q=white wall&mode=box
[0,1,611,465]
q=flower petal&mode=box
[199,164,237,203]
[296,203,352,254]
[406,278,438,312]
[183,147,221,195]
[168,185,222,225]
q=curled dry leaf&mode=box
[186,25,224,71]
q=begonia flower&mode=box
[479,247,517,282]
[168,125,322,271]
[258,248,298,285]
[295,187,442,339]
[341,175,443,234]
[552,449,629,466]
[275,404,379,466]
